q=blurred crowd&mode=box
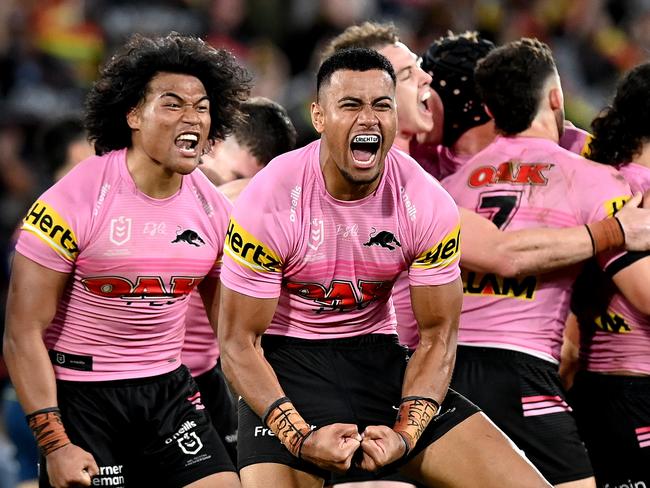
[0,0,649,484]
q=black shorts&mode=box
[570,371,650,487]
[194,360,238,464]
[451,345,593,485]
[238,334,479,481]
[42,366,235,488]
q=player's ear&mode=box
[126,104,142,130]
[549,87,563,111]
[311,102,325,134]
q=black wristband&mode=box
[297,428,315,460]
[613,215,626,242]
[262,396,291,427]
[584,224,596,256]
[401,396,441,413]
[25,407,61,423]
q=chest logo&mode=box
[110,216,132,246]
[364,227,401,251]
[308,218,324,251]
[172,228,205,247]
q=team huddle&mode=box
[3,22,650,488]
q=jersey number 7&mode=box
[476,190,523,229]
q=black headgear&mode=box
[421,33,495,146]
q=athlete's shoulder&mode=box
[237,140,318,207]
[39,150,123,211]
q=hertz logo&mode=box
[412,224,460,269]
[603,195,630,217]
[22,200,79,261]
[224,218,282,273]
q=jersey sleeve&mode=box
[570,161,632,270]
[206,188,233,279]
[219,174,293,298]
[405,177,461,287]
[15,181,86,273]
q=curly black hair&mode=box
[85,32,251,155]
[475,38,556,136]
[588,62,650,166]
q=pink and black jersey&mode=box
[16,149,231,381]
[441,136,630,362]
[220,140,461,339]
[579,163,650,374]
[559,123,591,157]
[182,291,220,377]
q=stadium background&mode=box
[0,0,648,485]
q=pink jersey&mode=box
[220,140,461,339]
[441,136,630,362]
[580,163,650,374]
[182,291,220,377]
[16,149,231,381]
[395,146,470,348]
[559,123,591,157]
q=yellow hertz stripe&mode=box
[224,218,282,273]
[603,195,630,217]
[412,224,460,270]
[580,134,593,158]
[21,200,79,261]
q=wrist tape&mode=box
[585,217,625,255]
[393,396,440,456]
[26,407,71,456]
[263,397,313,458]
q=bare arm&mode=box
[4,252,98,487]
[218,285,360,471]
[406,278,463,402]
[610,255,650,315]
[4,253,68,412]
[217,286,284,413]
[460,193,650,277]
[357,278,463,472]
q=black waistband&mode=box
[456,344,555,368]
[261,333,400,350]
[575,370,650,390]
[56,365,188,388]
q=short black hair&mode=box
[85,32,251,155]
[235,97,297,165]
[317,48,396,99]
[589,62,650,166]
[475,38,556,136]
[421,31,495,146]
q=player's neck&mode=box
[518,111,561,143]
[126,148,183,199]
[450,121,496,156]
[393,132,412,154]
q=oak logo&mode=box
[463,271,537,300]
[286,279,392,313]
[22,200,79,261]
[224,218,282,273]
[594,311,631,334]
[412,225,460,269]
[82,275,201,305]
[468,162,552,188]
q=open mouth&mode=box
[175,133,200,156]
[350,134,380,168]
[420,90,432,113]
